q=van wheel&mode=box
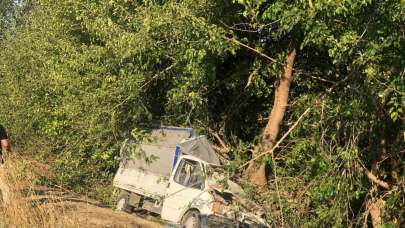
[181,210,201,228]
[116,191,132,213]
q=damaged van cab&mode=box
[113,127,268,228]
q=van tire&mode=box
[181,210,201,228]
[116,191,132,213]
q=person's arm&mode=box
[0,126,12,154]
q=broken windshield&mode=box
[173,159,204,190]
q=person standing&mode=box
[0,124,11,204]
[0,125,12,162]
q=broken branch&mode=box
[365,169,390,189]
[357,159,390,189]
[239,107,311,169]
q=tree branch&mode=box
[113,62,178,110]
[366,169,390,189]
[239,107,311,169]
[357,159,390,189]
[226,37,282,65]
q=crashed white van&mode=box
[113,127,268,228]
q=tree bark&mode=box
[249,42,297,188]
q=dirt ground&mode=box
[60,202,163,228]
[0,198,164,228]
[0,174,163,228]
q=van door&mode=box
[161,158,207,223]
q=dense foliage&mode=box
[0,0,403,226]
[0,0,16,37]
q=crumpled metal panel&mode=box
[179,136,221,165]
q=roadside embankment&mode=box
[0,156,162,228]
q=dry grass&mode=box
[0,156,79,228]
[0,155,164,228]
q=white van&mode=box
[113,127,268,228]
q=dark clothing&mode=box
[0,125,8,140]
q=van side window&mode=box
[174,159,204,190]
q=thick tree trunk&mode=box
[249,42,297,188]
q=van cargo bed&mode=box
[113,127,193,199]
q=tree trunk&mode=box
[249,42,297,188]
